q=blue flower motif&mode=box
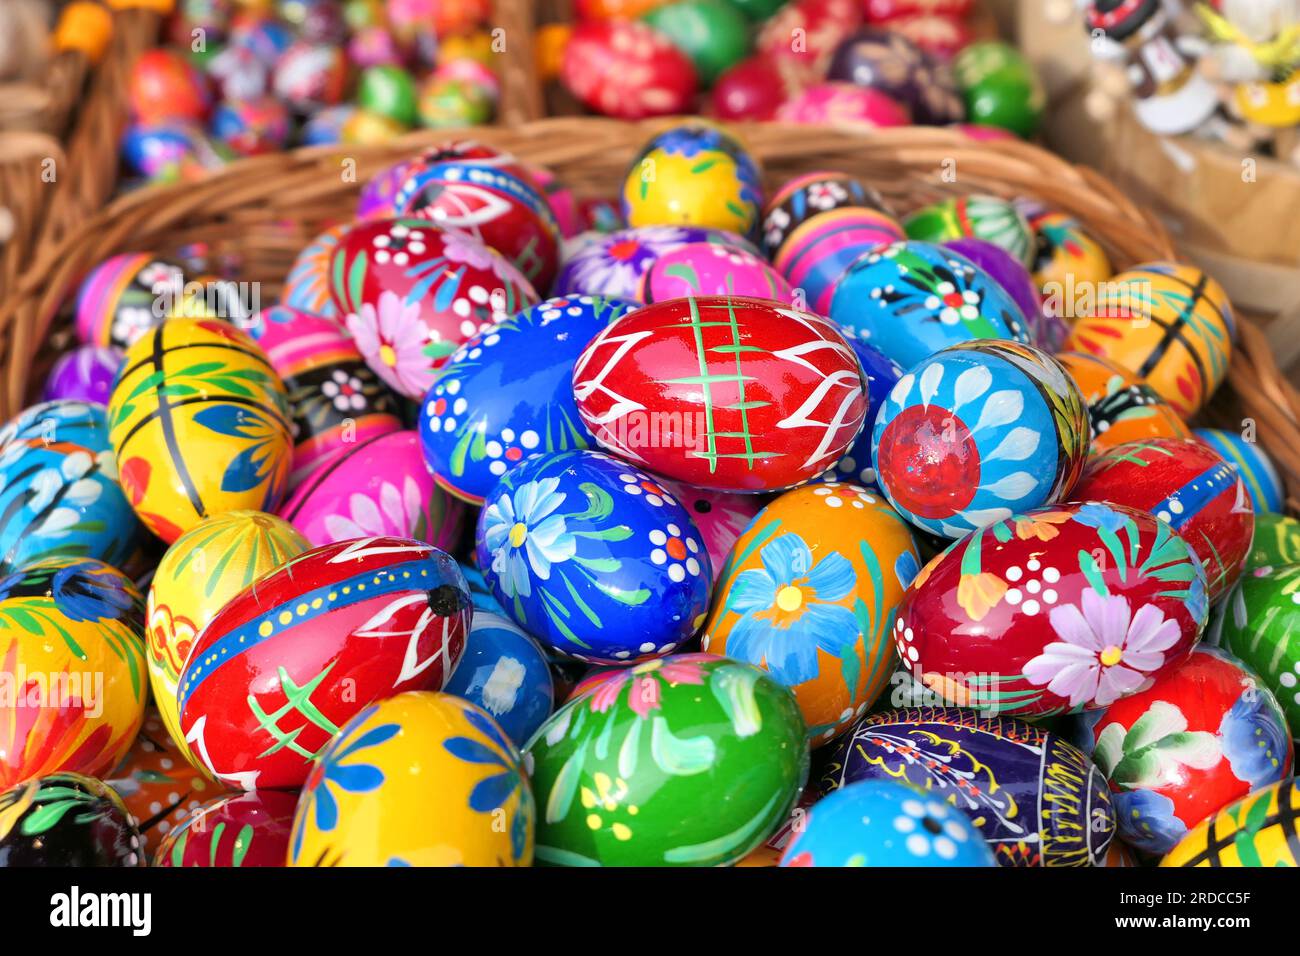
[1073,502,1127,535]
[291,708,399,862]
[51,562,135,623]
[894,550,921,590]
[1114,789,1187,855]
[443,706,530,861]
[1219,688,1290,788]
[481,476,576,600]
[723,533,859,686]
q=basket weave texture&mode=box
[1,118,1295,506]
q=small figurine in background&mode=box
[1197,0,1300,164]
[1082,0,1221,135]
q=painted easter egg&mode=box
[710,54,791,121]
[555,226,754,300]
[774,207,906,317]
[755,0,861,84]
[661,480,761,575]
[146,510,309,770]
[421,295,639,505]
[1072,438,1253,601]
[1066,263,1235,418]
[250,305,402,486]
[641,0,749,86]
[780,779,996,867]
[703,482,920,743]
[289,691,533,866]
[871,341,1089,538]
[1214,564,1300,737]
[0,400,141,573]
[108,318,291,543]
[761,171,894,260]
[391,147,561,293]
[283,224,346,318]
[154,790,297,867]
[1162,777,1300,866]
[638,243,793,304]
[830,241,1030,369]
[130,49,211,125]
[74,253,182,349]
[952,40,1045,138]
[330,219,539,399]
[0,558,146,789]
[272,41,347,112]
[526,654,807,866]
[43,346,123,405]
[1056,351,1190,453]
[574,296,866,492]
[105,708,221,856]
[943,237,1042,343]
[1025,209,1112,294]
[822,707,1115,866]
[621,124,763,240]
[828,29,964,125]
[443,611,554,746]
[1249,513,1300,570]
[895,502,1209,716]
[278,430,466,552]
[1195,428,1284,515]
[178,537,472,790]
[210,94,291,156]
[0,773,143,867]
[905,195,1034,268]
[1077,646,1292,856]
[820,338,902,490]
[561,19,697,119]
[475,450,711,664]
[776,82,912,127]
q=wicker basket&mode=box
[1,118,1295,508]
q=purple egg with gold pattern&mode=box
[828,28,964,125]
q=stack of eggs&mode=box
[122,0,500,183]
[3,121,1296,870]
[553,0,1042,140]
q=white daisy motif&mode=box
[648,523,702,583]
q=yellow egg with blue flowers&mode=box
[288,691,535,867]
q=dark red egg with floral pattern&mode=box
[178,537,472,790]
[1071,438,1253,601]
[895,502,1209,717]
[573,295,866,492]
[561,20,698,119]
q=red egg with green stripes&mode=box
[177,537,471,790]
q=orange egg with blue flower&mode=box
[703,482,920,744]
[288,691,534,867]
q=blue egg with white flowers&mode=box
[443,611,555,745]
[421,295,639,506]
[780,779,997,867]
[0,401,141,573]
[475,449,712,664]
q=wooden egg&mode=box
[442,611,554,746]
[904,195,1035,268]
[250,305,403,487]
[775,207,906,316]
[154,790,297,867]
[829,241,1031,369]
[621,124,763,240]
[0,772,144,867]
[821,706,1115,866]
[703,482,921,744]
[526,654,807,866]
[108,318,292,544]
[329,219,539,399]
[1078,646,1292,855]
[642,0,750,87]
[952,40,1045,138]
[561,19,697,119]
[1162,778,1300,867]
[1195,427,1285,515]
[279,430,466,553]
[1057,350,1191,453]
[0,558,146,789]
[1066,262,1235,418]
[828,28,964,124]
[289,691,534,866]
[146,510,309,771]
[1214,564,1300,739]
[0,400,142,574]
[282,224,346,319]
[574,296,867,492]
[43,346,123,406]
[638,242,793,304]
[870,341,1089,539]
[761,170,894,259]
[1025,209,1112,294]
[1072,438,1254,601]
[1248,513,1300,570]
[554,226,756,300]
[178,537,471,790]
[895,502,1209,716]
[74,253,186,349]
